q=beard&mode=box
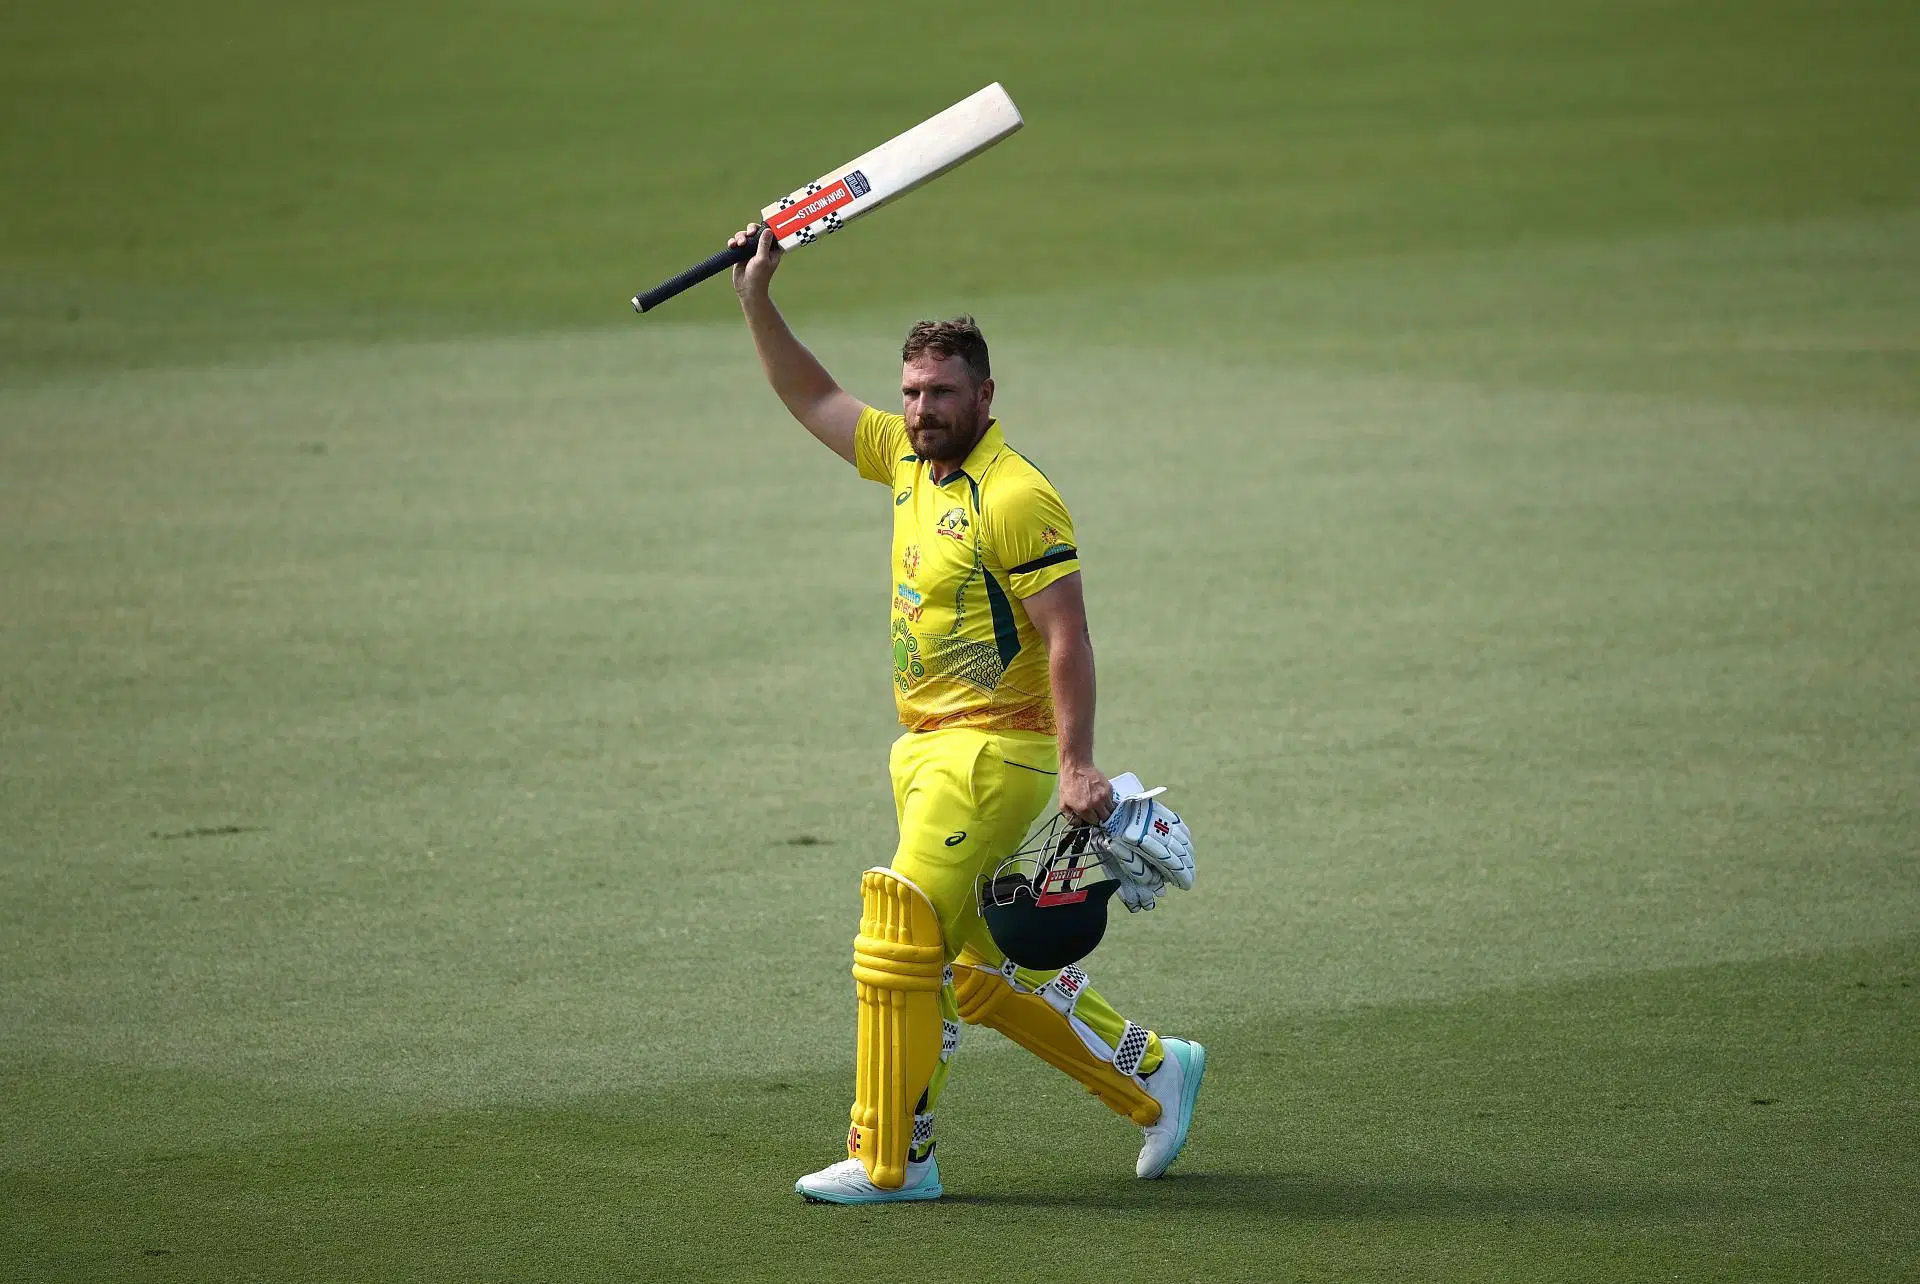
[907,401,984,464]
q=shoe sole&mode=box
[795,1181,943,1205]
[1142,1039,1206,1179]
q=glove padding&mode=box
[1107,876,1159,913]
[1092,773,1195,913]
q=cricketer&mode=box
[727,223,1205,1205]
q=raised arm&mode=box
[729,223,867,466]
[1023,571,1115,826]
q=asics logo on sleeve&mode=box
[895,489,913,506]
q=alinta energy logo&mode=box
[894,581,925,622]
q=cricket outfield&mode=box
[3,1,1917,1279]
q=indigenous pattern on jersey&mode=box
[856,409,1080,734]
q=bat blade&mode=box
[759,82,1024,250]
[631,83,1023,313]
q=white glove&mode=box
[1103,773,1194,889]
[1093,773,1196,913]
[1109,875,1160,913]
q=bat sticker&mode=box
[769,178,855,239]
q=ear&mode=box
[978,376,995,415]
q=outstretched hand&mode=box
[729,223,782,299]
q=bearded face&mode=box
[901,351,994,465]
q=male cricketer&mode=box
[726,222,1205,1205]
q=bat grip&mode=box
[631,239,761,313]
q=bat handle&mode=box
[631,239,761,313]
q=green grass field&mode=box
[4,1,1918,1279]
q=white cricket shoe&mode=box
[1136,1037,1206,1178]
[794,1155,943,1204]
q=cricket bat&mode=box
[630,83,1024,313]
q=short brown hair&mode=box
[901,315,990,384]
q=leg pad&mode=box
[952,949,1162,1126]
[850,868,946,1189]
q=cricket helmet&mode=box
[978,813,1119,971]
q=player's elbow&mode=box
[791,391,861,460]
[1041,618,1094,663]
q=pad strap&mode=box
[1040,964,1090,1016]
[1112,1021,1150,1077]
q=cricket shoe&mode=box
[1136,1037,1206,1178]
[794,1156,943,1204]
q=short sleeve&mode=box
[987,473,1080,598]
[854,406,911,485]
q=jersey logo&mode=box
[895,488,913,506]
[893,582,925,622]
[936,507,970,542]
[902,544,921,582]
[944,831,967,847]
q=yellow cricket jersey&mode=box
[855,408,1080,735]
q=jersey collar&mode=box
[931,420,1004,487]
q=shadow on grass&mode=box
[942,1169,1717,1220]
